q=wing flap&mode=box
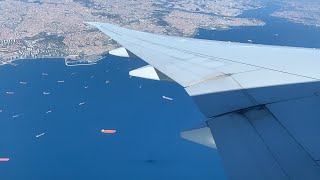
[208,109,288,180]
[208,106,320,180]
[267,96,320,160]
[185,76,258,117]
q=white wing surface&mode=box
[88,22,320,180]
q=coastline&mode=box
[0,54,106,67]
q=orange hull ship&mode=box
[0,158,10,162]
[101,129,116,134]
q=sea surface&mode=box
[1,57,225,180]
[1,3,320,180]
[196,3,320,48]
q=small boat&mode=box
[6,91,14,95]
[162,96,173,101]
[101,129,116,134]
[19,81,28,85]
[12,114,21,118]
[36,133,45,138]
[43,92,51,95]
[0,158,9,162]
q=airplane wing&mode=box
[87,22,320,180]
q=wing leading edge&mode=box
[87,22,320,180]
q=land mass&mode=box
[0,0,266,64]
[271,0,320,27]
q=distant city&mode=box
[0,0,319,64]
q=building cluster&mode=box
[0,0,269,64]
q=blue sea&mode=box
[1,3,320,180]
[195,3,320,48]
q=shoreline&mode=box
[0,54,106,67]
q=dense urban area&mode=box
[0,0,319,64]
